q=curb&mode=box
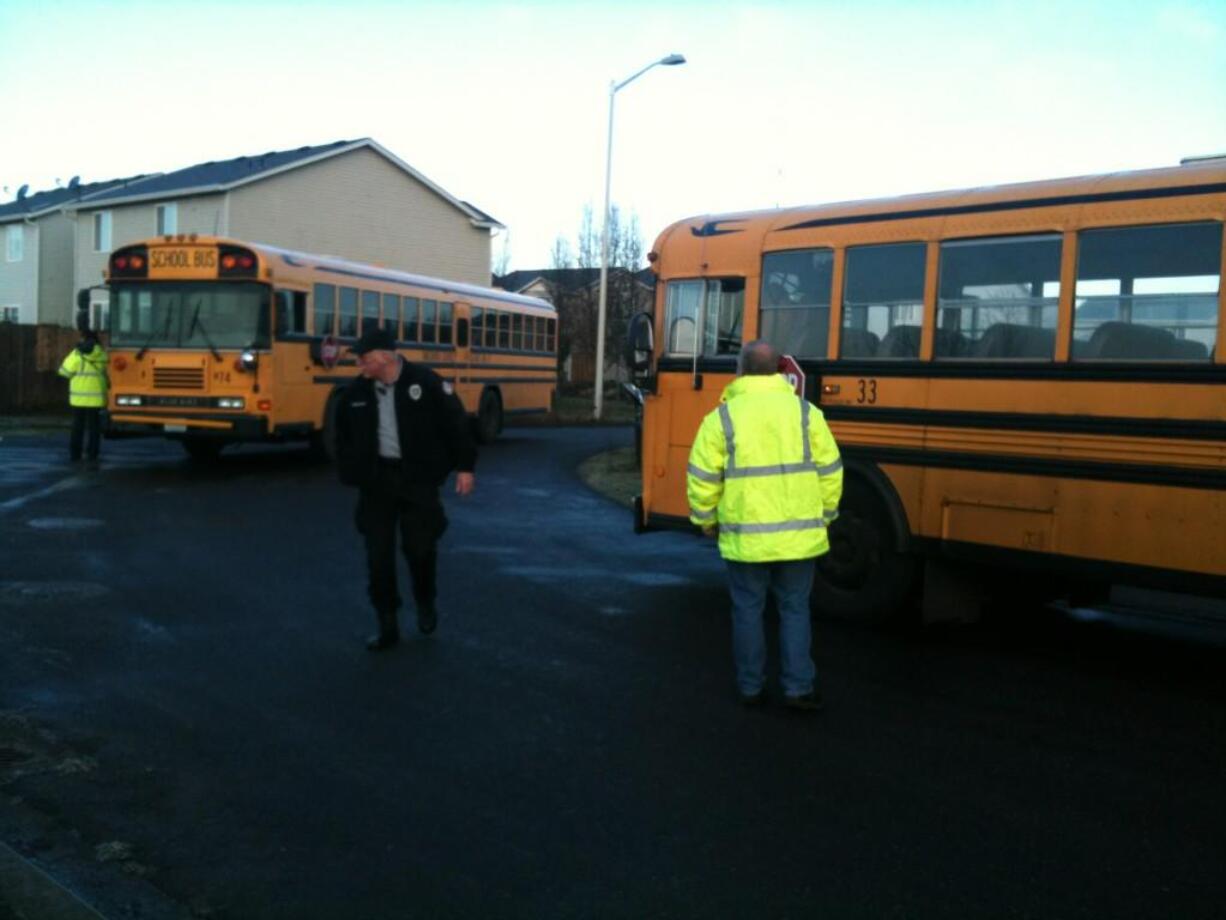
[0,841,107,920]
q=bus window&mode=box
[937,235,1060,359]
[1073,222,1220,360]
[760,249,833,358]
[665,280,703,354]
[487,311,500,348]
[527,316,539,351]
[498,312,510,349]
[276,290,307,336]
[403,296,419,342]
[382,294,400,338]
[421,299,437,344]
[338,286,359,339]
[313,283,336,336]
[702,278,745,356]
[547,317,556,352]
[512,313,524,350]
[439,302,453,345]
[842,243,926,359]
[472,308,484,348]
[361,290,380,334]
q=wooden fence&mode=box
[0,324,95,413]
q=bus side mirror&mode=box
[624,312,655,381]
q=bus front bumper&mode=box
[105,412,269,441]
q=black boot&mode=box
[416,601,437,636]
[366,608,400,651]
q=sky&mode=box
[2,0,1224,273]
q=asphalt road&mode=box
[1,427,1224,919]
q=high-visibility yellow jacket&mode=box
[58,341,109,408]
[687,373,843,562]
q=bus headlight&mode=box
[116,395,143,406]
[216,397,245,409]
[239,349,258,370]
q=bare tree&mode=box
[491,232,512,277]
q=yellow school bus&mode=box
[630,159,1225,619]
[94,235,557,459]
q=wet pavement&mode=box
[1,427,1224,919]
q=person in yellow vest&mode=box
[687,340,843,711]
[58,325,109,464]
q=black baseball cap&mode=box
[350,326,397,355]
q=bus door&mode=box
[271,286,315,428]
[450,302,476,412]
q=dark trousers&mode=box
[69,407,102,461]
[355,463,448,615]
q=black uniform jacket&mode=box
[335,361,477,489]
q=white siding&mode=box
[37,213,76,326]
[229,147,492,286]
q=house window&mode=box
[93,212,112,252]
[91,301,109,332]
[5,225,22,262]
[156,203,178,236]
[0,306,19,323]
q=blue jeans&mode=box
[725,559,816,698]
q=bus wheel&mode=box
[182,437,224,463]
[812,478,919,624]
[476,389,502,444]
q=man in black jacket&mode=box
[335,327,477,650]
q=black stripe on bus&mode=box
[823,406,1226,442]
[780,182,1226,231]
[458,376,557,385]
[841,445,1226,490]
[656,357,1226,383]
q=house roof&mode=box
[494,267,654,294]
[69,138,503,230]
[0,177,145,223]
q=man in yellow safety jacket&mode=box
[687,339,843,711]
[58,327,109,464]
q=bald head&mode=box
[738,339,779,376]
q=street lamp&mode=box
[593,52,686,420]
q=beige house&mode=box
[0,178,134,327]
[66,138,501,328]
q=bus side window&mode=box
[1073,221,1220,360]
[361,290,380,334]
[439,302,453,345]
[842,243,926,359]
[472,307,484,348]
[759,249,832,359]
[403,296,419,342]
[421,299,437,344]
[313,283,336,336]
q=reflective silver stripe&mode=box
[725,462,819,479]
[718,403,736,469]
[800,398,812,465]
[690,507,717,521]
[687,463,723,484]
[823,509,839,523]
[817,458,843,476]
[720,518,827,535]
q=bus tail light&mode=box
[257,399,272,411]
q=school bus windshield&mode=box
[109,282,270,350]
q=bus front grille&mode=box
[153,367,205,390]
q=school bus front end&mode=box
[102,237,291,457]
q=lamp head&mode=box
[660,54,686,66]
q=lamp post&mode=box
[593,52,686,420]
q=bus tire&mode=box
[476,388,503,444]
[182,437,224,463]
[811,476,919,624]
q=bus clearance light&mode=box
[221,255,255,271]
[113,255,145,271]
